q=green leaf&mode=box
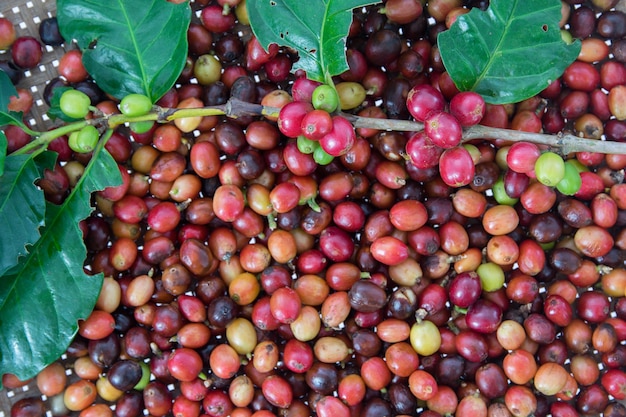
[0,144,121,384]
[248,0,381,83]
[0,152,54,277]
[438,0,581,104]
[57,0,191,102]
[0,70,25,128]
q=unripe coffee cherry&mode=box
[312,84,340,113]
[60,89,91,119]
[313,146,334,165]
[129,121,155,134]
[534,151,565,187]
[119,93,153,117]
[69,125,99,153]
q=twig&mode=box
[462,124,626,155]
[18,98,626,156]
[340,111,626,155]
[341,112,425,132]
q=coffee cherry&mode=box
[0,17,16,50]
[410,318,441,356]
[292,76,323,102]
[11,36,43,69]
[406,84,445,122]
[39,17,63,46]
[58,50,88,83]
[301,109,333,140]
[0,60,23,85]
[609,85,626,120]
[312,84,340,113]
[278,101,313,138]
[107,360,143,391]
[335,81,366,110]
[556,160,583,195]
[119,93,153,117]
[319,115,356,157]
[194,54,222,85]
[60,89,92,119]
[507,141,541,173]
[365,29,402,66]
[476,262,505,292]
[200,4,236,33]
[424,111,462,148]
[297,135,318,154]
[438,146,475,187]
[449,91,486,126]
[129,120,155,135]
[313,145,334,165]
[535,151,566,187]
[167,348,203,382]
[382,0,423,24]
[68,125,99,154]
[405,131,443,169]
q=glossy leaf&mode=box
[248,0,381,83]
[0,152,53,277]
[438,0,581,104]
[0,144,121,384]
[57,0,191,102]
[0,70,25,128]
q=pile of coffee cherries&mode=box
[3,0,626,416]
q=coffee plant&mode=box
[2,0,626,416]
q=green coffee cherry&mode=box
[492,176,519,206]
[296,135,318,154]
[129,120,155,134]
[313,145,334,165]
[119,93,153,117]
[133,362,151,391]
[312,84,340,113]
[60,89,91,119]
[476,262,505,292]
[535,151,565,187]
[68,125,99,153]
[567,158,589,173]
[560,29,574,45]
[556,160,582,196]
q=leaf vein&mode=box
[116,0,149,95]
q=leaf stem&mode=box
[20,125,41,137]
[12,120,91,155]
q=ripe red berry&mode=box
[301,109,333,140]
[319,115,356,157]
[406,84,445,122]
[405,131,443,169]
[278,101,313,138]
[450,91,486,126]
[438,146,475,187]
[424,111,463,148]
